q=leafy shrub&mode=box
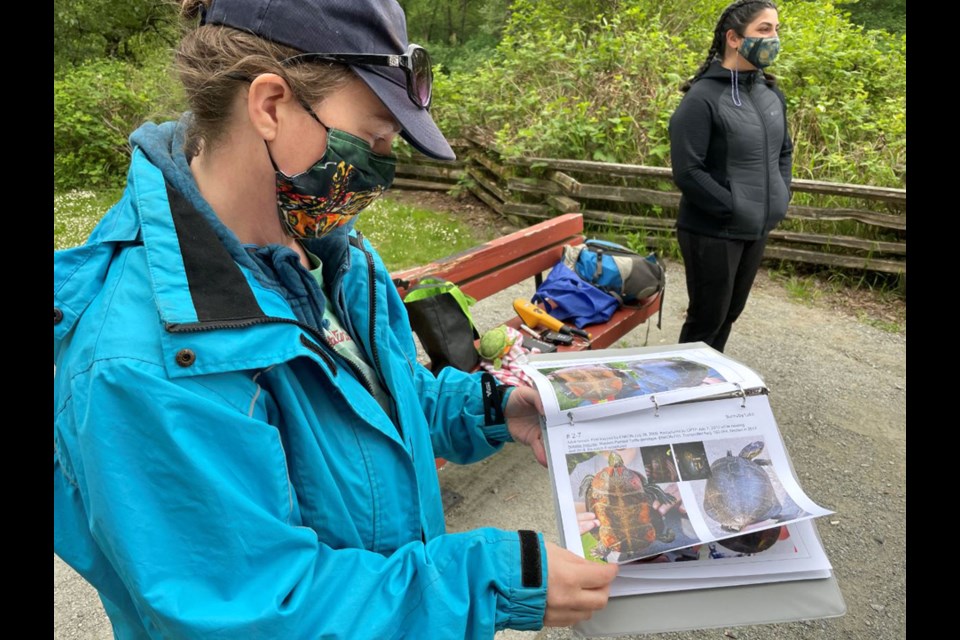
[54,53,183,190]
[429,33,500,75]
[54,0,178,73]
[432,0,905,188]
[775,1,905,186]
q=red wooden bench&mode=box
[391,213,664,471]
[392,212,662,351]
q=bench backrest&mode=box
[392,213,584,301]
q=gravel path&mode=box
[463,259,906,640]
[54,255,906,639]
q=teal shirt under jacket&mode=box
[54,119,548,639]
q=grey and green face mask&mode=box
[739,36,780,68]
[266,109,397,240]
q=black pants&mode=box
[677,228,768,352]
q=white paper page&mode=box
[546,393,832,564]
[609,569,833,597]
[524,345,767,428]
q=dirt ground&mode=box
[53,190,906,639]
[393,189,907,640]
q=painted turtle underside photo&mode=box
[580,452,676,562]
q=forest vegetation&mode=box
[54,0,906,191]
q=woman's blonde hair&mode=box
[176,0,354,156]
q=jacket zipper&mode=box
[354,231,421,542]
[352,232,402,439]
[353,233,425,547]
[744,87,771,231]
[166,316,338,374]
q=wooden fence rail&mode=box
[393,135,906,276]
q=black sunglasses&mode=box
[282,43,433,110]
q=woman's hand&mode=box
[543,542,618,627]
[504,385,547,466]
[574,502,601,534]
[576,510,601,535]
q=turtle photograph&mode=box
[625,357,727,395]
[689,437,810,542]
[714,525,787,555]
[542,358,728,411]
[543,364,641,410]
[672,441,712,481]
[640,444,680,483]
[568,448,700,564]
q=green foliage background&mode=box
[430,0,905,188]
[53,0,906,191]
[54,1,182,189]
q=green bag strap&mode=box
[402,277,479,332]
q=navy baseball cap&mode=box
[203,0,455,160]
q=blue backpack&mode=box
[562,240,665,306]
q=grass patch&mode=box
[54,189,124,250]
[767,268,825,306]
[857,313,903,334]
[782,275,823,306]
[355,196,494,271]
[54,190,494,274]
[765,262,905,333]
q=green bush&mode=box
[54,54,182,190]
[54,0,178,73]
[429,34,501,75]
[775,1,905,186]
[432,0,905,188]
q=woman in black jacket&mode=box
[669,0,792,352]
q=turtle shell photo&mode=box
[689,437,807,542]
[545,364,640,409]
[569,449,701,563]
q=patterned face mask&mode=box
[267,120,397,240]
[739,36,780,69]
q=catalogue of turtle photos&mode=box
[521,342,835,597]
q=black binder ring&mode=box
[650,394,660,417]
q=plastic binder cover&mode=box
[573,570,846,637]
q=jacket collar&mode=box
[704,59,764,85]
[55,119,369,379]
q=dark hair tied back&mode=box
[680,0,778,92]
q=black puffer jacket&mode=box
[669,61,793,240]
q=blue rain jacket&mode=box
[54,119,547,639]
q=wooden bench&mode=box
[391,212,663,471]
[391,212,663,352]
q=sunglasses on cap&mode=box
[282,43,433,110]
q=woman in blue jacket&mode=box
[53,1,617,637]
[669,0,793,352]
